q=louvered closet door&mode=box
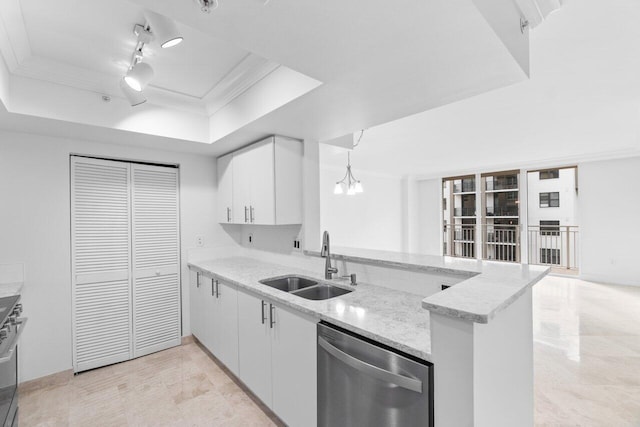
[71,157,132,373]
[131,164,181,358]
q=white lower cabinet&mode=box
[211,279,239,375]
[237,291,273,406]
[237,290,317,427]
[190,272,239,375]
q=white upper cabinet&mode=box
[217,153,234,224]
[219,136,302,225]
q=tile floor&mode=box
[533,275,640,426]
[20,342,282,426]
[20,275,640,426]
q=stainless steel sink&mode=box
[290,284,353,300]
[259,276,318,292]
[259,275,353,300]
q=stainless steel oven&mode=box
[0,296,26,427]
[318,322,433,427]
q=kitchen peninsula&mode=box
[188,247,548,427]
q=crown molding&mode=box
[202,53,280,115]
[0,0,31,72]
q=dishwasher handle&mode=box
[318,336,423,393]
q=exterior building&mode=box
[527,168,579,270]
[443,167,578,269]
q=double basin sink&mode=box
[259,276,352,301]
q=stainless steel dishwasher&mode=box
[318,322,433,427]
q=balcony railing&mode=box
[482,224,520,263]
[454,208,476,217]
[443,224,476,258]
[453,181,476,193]
[485,180,518,191]
[486,207,519,217]
[528,225,579,271]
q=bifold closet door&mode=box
[131,164,181,358]
[71,157,132,373]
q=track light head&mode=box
[144,11,183,48]
[124,62,154,92]
[120,78,147,106]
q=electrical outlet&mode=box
[293,238,302,251]
[196,236,204,247]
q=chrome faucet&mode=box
[320,231,338,279]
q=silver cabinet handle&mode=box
[227,207,231,222]
[269,304,276,328]
[318,336,423,393]
[261,300,267,324]
[211,279,215,296]
[216,280,220,298]
[244,206,248,223]
[196,272,201,288]
[250,206,255,223]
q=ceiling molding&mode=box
[202,53,280,116]
[411,147,640,181]
[0,0,31,72]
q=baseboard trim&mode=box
[19,369,73,394]
[181,335,195,345]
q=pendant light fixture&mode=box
[334,130,365,196]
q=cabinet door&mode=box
[217,153,234,223]
[237,290,272,407]
[248,139,276,225]
[271,305,318,427]
[232,148,252,225]
[212,281,239,375]
[190,271,203,342]
[201,275,216,351]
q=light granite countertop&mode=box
[0,282,23,297]
[306,246,550,323]
[188,257,432,361]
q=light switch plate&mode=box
[196,236,204,247]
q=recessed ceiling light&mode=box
[124,62,154,92]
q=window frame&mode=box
[539,192,560,208]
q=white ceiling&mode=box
[0,0,530,152]
[321,0,640,177]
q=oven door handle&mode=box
[318,336,423,393]
[0,317,28,364]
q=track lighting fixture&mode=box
[124,62,154,92]
[120,78,147,106]
[144,11,183,48]
[118,13,183,106]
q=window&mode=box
[540,248,560,265]
[540,220,560,236]
[540,192,560,208]
[539,169,559,180]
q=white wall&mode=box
[0,129,238,382]
[579,156,640,286]
[415,179,442,256]
[319,164,405,252]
